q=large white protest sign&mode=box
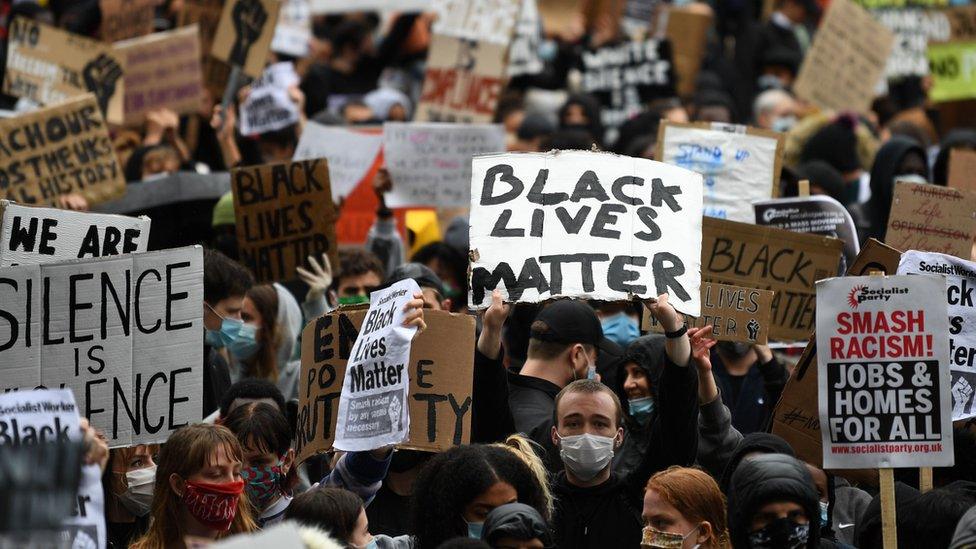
[272,0,311,57]
[469,150,704,316]
[383,122,506,208]
[816,274,953,469]
[0,200,150,267]
[432,0,522,45]
[0,389,105,548]
[239,62,300,136]
[333,279,420,451]
[0,246,204,447]
[658,121,783,223]
[507,0,544,77]
[293,123,382,200]
[897,250,976,421]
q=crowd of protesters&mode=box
[4,0,976,547]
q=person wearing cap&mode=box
[385,262,451,310]
[547,294,699,549]
[481,503,553,548]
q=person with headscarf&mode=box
[363,87,412,121]
[800,117,865,205]
[481,503,553,548]
[850,136,929,244]
[611,335,666,479]
[558,94,605,148]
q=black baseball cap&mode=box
[530,300,603,347]
[384,263,445,296]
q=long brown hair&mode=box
[244,284,280,382]
[645,466,731,549]
[131,424,257,549]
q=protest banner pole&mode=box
[798,179,810,197]
[920,467,934,493]
[219,64,244,132]
[880,467,898,549]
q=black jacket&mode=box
[711,352,789,434]
[507,370,563,472]
[552,471,643,549]
[202,345,232,417]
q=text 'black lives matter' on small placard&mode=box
[231,158,337,283]
[0,200,150,266]
[0,246,204,447]
[816,273,953,469]
[468,150,704,316]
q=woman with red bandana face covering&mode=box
[130,424,257,549]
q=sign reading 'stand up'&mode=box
[0,246,204,447]
[231,159,338,282]
[468,150,704,316]
[817,273,953,469]
[296,307,475,462]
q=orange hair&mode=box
[130,424,257,549]
[645,466,731,549]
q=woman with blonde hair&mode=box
[131,423,258,549]
[492,433,554,521]
[642,466,730,549]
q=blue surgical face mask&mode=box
[465,519,484,539]
[819,501,829,527]
[771,114,797,133]
[628,396,655,424]
[538,39,557,61]
[601,312,640,348]
[228,323,260,360]
[205,312,245,350]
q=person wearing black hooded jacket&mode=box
[611,335,667,479]
[849,136,930,244]
[728,453,835,549]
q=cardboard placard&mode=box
[657,122,783,223]
[578,39,675,134]
[508,0,544,78]
[898,250,976,420]
[701,217,844,341]
[292,123,383,201]
[115,26,204,126]
[771,239,903,476]
[272,0,312,57]
[383,122,507,208]
[179,0,225,55]
[4,17,126,124]
[664,6,712,98]
[537,0,583,34]
[333,279,420,451]
[0,246,205,447]
[0,200,150,266]
[211,0,282,78]
[754,195,861,273]
[433,0,523,45]
[309,0,430,12]
[644,281,775,344]
[416,34,509,124]
[793,0,894,113]
[948,149,976,191]
[872,8,952,78]
[231,159,337,283]
[238,62,300,136]
[0,389,105,548]
[928,41,976,103]
[468,150,704,316]
[296,308,475,461]
[885,181,976,259]
[99,0,160,42]
[0,95,126,207]
[817,273,952,469]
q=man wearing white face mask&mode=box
[550,294,700,549]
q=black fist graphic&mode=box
[82,53,123,116]
[746,318,760,341]
[230,0,268,66]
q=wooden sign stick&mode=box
[880,468,898,549]
[798,179,810,198]
[920,467,934,493]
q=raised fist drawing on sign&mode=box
[230,0,268,66]
[82,53,123,116]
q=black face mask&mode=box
[718,341,752,360]
[389,449,430,473]
[748,517,810,549]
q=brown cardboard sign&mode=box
[416,34,509,124]
[948,149,976,191]
[793,0,894,113]
[211,0,281,78]
[644,282,775,344]
[296,309,475,462]
[0,95,125,206]
[99,0,160,42]
[701,217,844,341]
[178,0,230,97]
[231,158,337,283]
[115,26,204,126]
[4,17,126,125]
[771,239,902,480]
[885,181,976,259]
[665,6,712,98]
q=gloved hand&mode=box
[297,253,333,302]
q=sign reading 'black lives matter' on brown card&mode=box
[231,159,337,283]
